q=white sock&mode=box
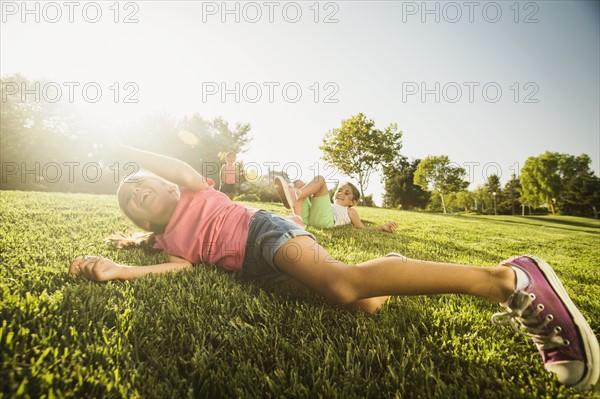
[511,267,531,291]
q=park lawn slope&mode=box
[1,190,599,398]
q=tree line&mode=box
[1,74,251,194]
[2,75,598,217]
[320,114,599,218]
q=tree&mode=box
[383,157,429,209]
[520,152,598,216]
[498,174,521,215]
[117,113,252,188]
[362,194,376,207]
[1,74,253,193]
[180,114,252,186]
[520,152,562,214]
[1,74,93,192]
[486,174,502,215]
[454,191,473,212]
[320,113,403,205]
[472,185,488,213]
[413,155,468,214]
[558,154,599,217]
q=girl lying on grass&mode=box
[274,175,397,232]
[69,144,599,390]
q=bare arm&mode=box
[69,254,193,282]
[347,208,397,233]
[118,145,210,192]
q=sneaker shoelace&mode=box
[492,290,570,351]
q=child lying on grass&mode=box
[69,143,599,390]
[275,175,397,232]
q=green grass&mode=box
[1,190,599,398]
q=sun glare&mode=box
[177,129,199,146]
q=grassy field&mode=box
[1,190,599,398]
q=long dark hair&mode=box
[339,181,361,206]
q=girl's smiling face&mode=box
[333,184,358,207]
[225,152,236,163]
[118,177,180,231]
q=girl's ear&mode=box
[167,184,179,194]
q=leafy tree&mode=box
[445,192,459,213]
[520,152,562,214]
[362,194,376,207]
[125,113,252,187]
[320,113,403,205]
[472,185,488,213]
[558,154,599,216]
[591,179,600,219]
[413,155,468,214]
[498,174,521,215]
[485,174,501,195]
[1,74,252,193]
[454,191,473,212]
[425,190,444,212]
[1,74,93,192]
[383,157,429,209]
[521,152,598,216]
[485,174,502,215]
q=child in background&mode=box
[220,151,238,199]
[275,175,397,232]
[69,144,598,390]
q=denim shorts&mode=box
[242,211,315,283]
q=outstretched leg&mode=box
[274,236,599,389]
[274,236,515,306]
[286,278,390,313]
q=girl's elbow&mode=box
[182,172,210,191]
[351,222,365,229]
[169,255,193,268]
[189,181,210,192]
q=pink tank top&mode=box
[222,164,237,185]
[154,179,259,271]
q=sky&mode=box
[1,0,599,204]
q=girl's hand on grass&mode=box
[69,256,122,281]
[381,222,398,233]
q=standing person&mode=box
[69,144,598,390]
[275,175,397,232]
[220,151,239,199]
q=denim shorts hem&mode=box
[242,211,315,283]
